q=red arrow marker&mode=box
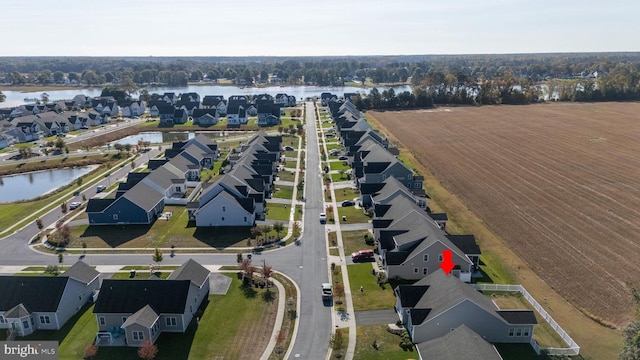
[439,249,455,275]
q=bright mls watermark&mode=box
[1,341,58,359]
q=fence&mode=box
[472,283,580,356]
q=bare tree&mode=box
[261,263,274,287]
[240,258,254,283]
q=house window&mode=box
[0,316,5,324]
[222,206,226,212]
[133,331,144,340]
[23,320,29,329]
[222,217,225,221]
[39,316,50,324]
[165,317,177,326]
[423,268,428,275]
[244,217,247,222]
[99,317,106,326]
[413,267,419,274]
[508,328,514,337]
[423,254,429,262]
[113,214,118,220]
[31,317,34,325]
[523,328,530,337]
[122,317,128,324]
[516,328,522,337]
[176,186,181,192]
[438,254,443,262]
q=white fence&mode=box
[472,283,580,356]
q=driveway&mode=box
[354,309,399,326]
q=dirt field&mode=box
[368,102,640,357]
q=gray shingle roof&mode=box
[123,181,164,212]
[122,304,159,328]
[167,259,210,287]
[62,260,99,285]
[94,279,190,314]
[0,276,69,312]
[416,325,503,360]
[497,311,537,324]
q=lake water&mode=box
[0,84,412,108]
[0,166,95,203]
[112,131,197,145]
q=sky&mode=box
[1,0,638,57]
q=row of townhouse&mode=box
[326,98,537,359]
[149,92,291,127]
[86,134,218,225]
[187,131,282,226]
[0,259,210,348]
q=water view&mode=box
[112,131,196,146]
[0,166,95,203]
[0,84,412,108]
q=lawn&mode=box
[110,271,170,279]
[69,206,272,249]
[18,276,278,360]
[284,160,297,169]
[341,230,374,257]
[265,203,291,221]
[331,172,351,183]
[294,205,302,222]
[325,142,343,152]
[283,150,298,158]
[277,170,296,182]
[329,161,350,172]
[335,188,360,203]
[354,325,417,360]
[337,206,372,224]
[272,185,294,200]
[347,263,396,311]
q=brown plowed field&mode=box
[369,102,640,325]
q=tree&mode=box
[334,282,345,299]
[292,221,301,238]
[250,225,262,243]
[260,225,272,244]
[272,222,284,239]
[53,71,65,84]
[137,340,158,360]
[60,202,68,213]
[55,137,65,152]
[261,263,274,287]
[0,90,6,103]
[83,344,98,359]
[240,258,254,282]
[620,321,640,360]
[329,328,345,354]
[35,218,43,230]
[152,248,163,265]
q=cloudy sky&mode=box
[1,0,638,56]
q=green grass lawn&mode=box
[69,206,270,249]
[272,185,294,200]
[335,188,360,203]
[329,161,350,172]
[18,276,279,360]
[277,170,296,182]
[284,160,297,169]
[325,142,343,152]
[338,206,372,224]
[283,150,298,158]
[341,230,374,257]
[331,172,351,182]
[265,203,291,221]
[354,325,417,360]
[348,264,396,311]
[321,121,333,128]
[110,271,170,279]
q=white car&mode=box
[319,212,327,224]
[69,201,82,210]
[321,283,333,300]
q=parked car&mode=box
[342,200,355,207]
[284,146,294,151]
[96,185,107,193]
[69,201,82,210]
[319,212,327,224]
[351,249,375,262]
[321,283,333,300]
[338,156,348,160]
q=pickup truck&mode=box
[321,283,333,300]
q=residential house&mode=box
[162,92,178,105]
[0,261,99,337]
[373,194,476,281]
[0,134,10,149]
[93,259,210,347]
[415,325,503,360]
[173,108,188,124]
[121,100,145,118]
[192,109,219,126]
[86,180,165,225]
[394,270,537,344]
[227,95,249,127]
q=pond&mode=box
[112,131,197,146]
[0,166,95,203]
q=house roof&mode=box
[446,235,481,255]
[122,304,159,329]
[167,259,210,288]
[93,279,191,314]
[0,276,69,312]
[4,304,31,318]
[122,181,164,212]
[62,261,99,285]
[416,325,503,360]
[85,198,115,212]
[497,311,537,324]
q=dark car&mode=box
[96,185,107,193]
[338,156,348,160]
[342,200,355,207]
